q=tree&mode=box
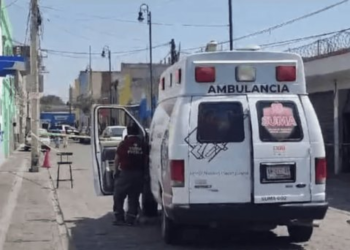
[40,95,65,106]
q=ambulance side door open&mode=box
[91,105,147,196]
[248,96,311,204]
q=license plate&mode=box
[266,166,291,180]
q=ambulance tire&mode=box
[161,207,181,245]
[287,225,313,243]
[142,195,158,217]
[141,182,158,217]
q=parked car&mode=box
[99,125,126,147]
[24,128,51,151]
[51,124,79,140]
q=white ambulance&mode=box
[148,46,328,244]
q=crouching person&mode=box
[112,123,145,226]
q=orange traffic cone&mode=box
[42,149,51,168]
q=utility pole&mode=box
[170,39,176,65]
[138,4,154,117]
[30,0,40,172]
[108,50,112,105]
[228,0,233,50]
[89,46,92,91]
[68,86,72,114]
[87,45,92,127]
[101,46,112,124]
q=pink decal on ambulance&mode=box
[261,103,297,140]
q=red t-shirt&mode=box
[116,135,145,171]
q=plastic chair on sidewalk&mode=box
[56,152,74,188]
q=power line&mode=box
[260,28,350,49]
[183,0,349,52]
[42,42,170,56]
[2,0,20,9]
[44,11,144,42]
[39,4,227,28]
[23,2,31,45]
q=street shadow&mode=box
[326,174,350,213]
[66,213,305,250]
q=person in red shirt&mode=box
[113,122,146,226]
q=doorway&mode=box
[341,112,350,173]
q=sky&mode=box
[6,0,350,102]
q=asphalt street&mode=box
[1,142,348,250]
[41,142,349,250]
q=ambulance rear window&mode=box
[197,102,245,143]
[256,101,303,142]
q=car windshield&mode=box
[110,127,125,137]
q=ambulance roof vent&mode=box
[235,45,261,51]
[205,40,218,52]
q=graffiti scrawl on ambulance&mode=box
[184,127,228,162]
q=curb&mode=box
[46,168,76,250]
[329,207,350,216]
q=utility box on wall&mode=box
[13,45,30,75]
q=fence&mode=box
[287,30,350,61]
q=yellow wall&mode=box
[118,74,132,105]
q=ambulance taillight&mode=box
[170,160,185,187]
[195,67,215,83]
[315,158,327,185]
[276,66,296,82]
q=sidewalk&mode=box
[0,150,63,250]
[327,174,350,213]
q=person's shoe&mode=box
[125,216,137,226]
[124,220,135,226]
[113,218,125,226]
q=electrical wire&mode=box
[183,0,349,52]
[2,0,20,9]
[259,28,350,49]
[42,42,170,56]
[23,2,31,45]
[39,4,227,28]
[42,28,349,60]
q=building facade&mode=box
[118,63,169,126]
[76,71,90,127]
[1,3,16,161]
[75,70,121,128]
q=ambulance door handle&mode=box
[296,183,306,188]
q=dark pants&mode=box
[113,170,143,222]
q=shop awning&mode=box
[0,56,26,77]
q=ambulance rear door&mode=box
[186,96,252,204]
[248,95,311,204]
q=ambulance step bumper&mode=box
[166,202,328,225]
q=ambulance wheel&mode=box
[161,207,181,245]
[142,197,158,217]
[141,181,158,217]
[287,225,313,243]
